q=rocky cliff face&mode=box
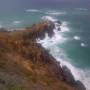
[0,21,86,90]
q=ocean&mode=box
[0,8,90,90]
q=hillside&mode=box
[0,21,86,90]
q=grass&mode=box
[0,59,6,69]
[6,84,25,90]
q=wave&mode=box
[37,30,67,48]
[12,21,21,26]
[50,46,90,90]
[38,34,90,90]
[25,9,41,13]
[40,16,69,46]
[39,15,90,90]
[42,16,58,22]
[81,43,87,47]
[42,16,70,32]
[60,21,70,32]
[75,8,88,11]
[45,11,66,16]
[13,21,21,24]
[73,36,87,47]
[73,36,81,40]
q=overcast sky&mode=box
[0,0,89,10]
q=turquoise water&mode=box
[57,9,90,68]
[0,8,90,89]
[2,8,89,68]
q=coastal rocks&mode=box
[46,21,55,37]
[75,80,86,90]
[24,21,55,40]
[55,21,62,31]
[62,66,75,84]
[62,66,86,90]
[55,23,61,31]
[56,21,62,25]
[23,21,86,90]
[43,16,62,31]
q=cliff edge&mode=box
[0,21,86,90]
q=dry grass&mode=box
[0,22,77,90]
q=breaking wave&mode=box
[45,11,66,16]
[42,16,58,22]
[75,8,88,11]
[81,43,87,47]
[73,36,81,40]
[60,21,70,32]
[38,15,90,90]
[25,9,41,13]
[12,20,21,25]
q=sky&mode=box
[0,0,89,11]
[33,0,90,8]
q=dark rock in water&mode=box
[55,21,61,31]
[57,27,61,31]
[56,21,62,25]
[25,21,55,40]
[46,49,50,53]
[62,66,86,90]
[62,66,75,84]
[75,80,86,90]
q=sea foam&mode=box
[60,21,70,32]
[45,11,66,16]
[42,16,57,22]
[81,43,87,47]
[25,9,41,13]
[73,36,81,40]
[12,21,21,25]
[50,46,90,90]
[38,15,90,90]
[75,8,88,11]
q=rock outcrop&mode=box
[62,66,75,84]
[0,21,86,90]
[24,21,55,40]
[62,66,86,90]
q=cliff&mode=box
[0,21,86,90]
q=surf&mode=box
[37,15,90,90]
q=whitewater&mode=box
[37,15,90,90]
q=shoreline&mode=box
[0,21,86,90]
